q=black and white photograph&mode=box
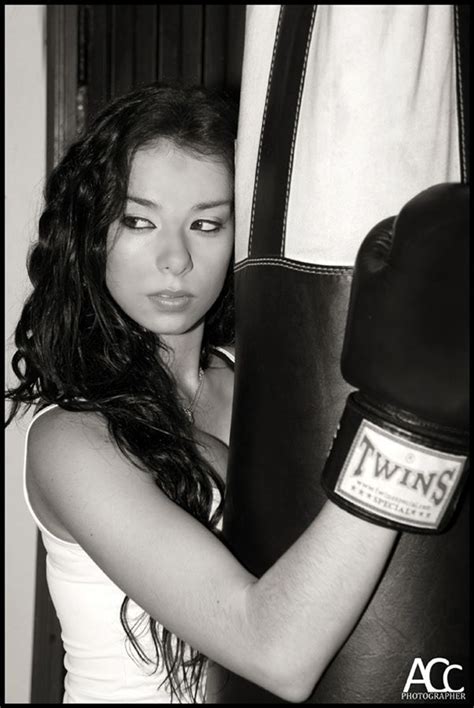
[5,4,469,704]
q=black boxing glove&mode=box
[322,183,469,533]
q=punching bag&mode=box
[207,5,470,704]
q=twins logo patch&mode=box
[335,420,466,530]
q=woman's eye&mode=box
[191,220,222,233]
[121,215,154,230]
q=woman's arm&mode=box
[28,406,396,703]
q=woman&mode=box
[6,83,397,704]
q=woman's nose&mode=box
[155,228,192,275]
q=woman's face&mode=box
[106,140,234,336]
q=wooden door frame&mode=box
[30,8,80,702]
[46,5,81,174]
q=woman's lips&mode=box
[148,290,194,312]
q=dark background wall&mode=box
[82,5,246,122]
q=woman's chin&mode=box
[144,313,206,337]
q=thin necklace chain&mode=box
[183,367,205,423]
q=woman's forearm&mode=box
[243,499,398,702]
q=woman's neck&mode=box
[160,322,205,396]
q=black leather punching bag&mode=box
[207,5,470,704]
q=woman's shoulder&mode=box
[27,405,143,496]
[28,405,110,456]
[27,404,157,544]
[208,346,234,394]
[26,406,117,544]
[199,348,234,449]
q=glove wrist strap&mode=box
[353,392,469,454]
[321,393,469,533]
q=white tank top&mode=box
[23,347,234,704]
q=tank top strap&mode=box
[211,346,235,367]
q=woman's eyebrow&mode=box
[191,199,233,211]
[126,196,233,211]
[126,195,159,208]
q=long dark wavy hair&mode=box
[5,82,237,703]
